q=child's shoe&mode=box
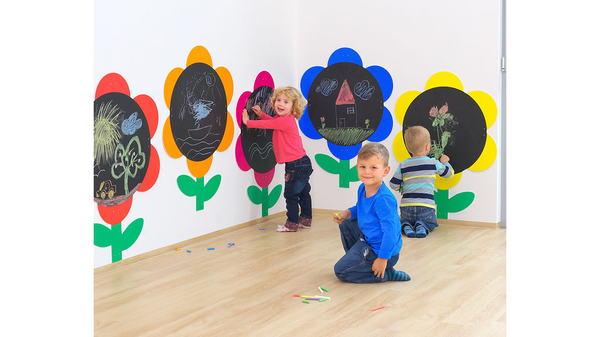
[277,221,299,232]
[415,225,427,238]
[298,216,312,229]
[403,225,416,238]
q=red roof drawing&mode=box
[335,79,355,105]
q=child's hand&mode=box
[251,105,262,117]
[242,109,249,125]
[332,210,350,224]
[440,154,449,163]
[372,258,388,279]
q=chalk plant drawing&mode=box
[163,46,234,211]
[94,73,160,263]
[235,71,282,216]
[428,103,458,160]
[300,47,394,188]
[393,71,497,218]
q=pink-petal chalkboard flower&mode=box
[235,71,282,216]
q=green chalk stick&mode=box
[319,298,327,302]
[320,287,329,292]
[302,300,310,304]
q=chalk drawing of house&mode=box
[335,79,357,128]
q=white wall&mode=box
[95,0,502,268]
[297,0,502,223]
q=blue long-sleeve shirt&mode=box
[348,183,402,260]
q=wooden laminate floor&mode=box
[95,213,506,336]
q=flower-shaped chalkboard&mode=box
[394,71,498,218]
[94,73,160,263]
[163,46,234,211]
[300,47,394,187]
[235,71,282,216]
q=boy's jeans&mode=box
[334,219,399,283]
[284,155,313,224]
[400,205,438,234]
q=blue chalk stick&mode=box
[186,250,191,253]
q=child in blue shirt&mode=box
[333,143,410,283]
[389,126,454,238]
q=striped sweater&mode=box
[389,156,454,209]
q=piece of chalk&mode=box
[186,250,192,253]
[320,287,329,292]
[302,295,330,299]
[207,247,215,250]
[372,305,385,311]
[227,243,234,248]
[259,227,265,230]
[176,248,181,251]
[302,300,310,304]
[305,297,321,301]
[319,298,327,302]
[319,287,323,293]
[293,294,301,297]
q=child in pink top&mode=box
[242,86,313,232]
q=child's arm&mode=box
[436,155,454,179]
[388,167,403,193]
[246,114,290,130]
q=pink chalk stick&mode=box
[372,305,386,311]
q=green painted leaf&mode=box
[177,175,197,197]
[204,174,222,200]
[247,185,263,205]
[267,184,282,208]
[94,223,112,248]
[315,154,340,174]
[121,218,144,251]
[447,192,475,213]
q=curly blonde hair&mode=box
[404,126,430,155]
[270,86,306,120]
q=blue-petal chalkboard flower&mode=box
[300,47,393,187]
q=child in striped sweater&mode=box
[389,126,454,238]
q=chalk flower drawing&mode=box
[428,103,458,160]
[393,71,498,190]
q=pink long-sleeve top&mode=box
[246,113,306,164]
